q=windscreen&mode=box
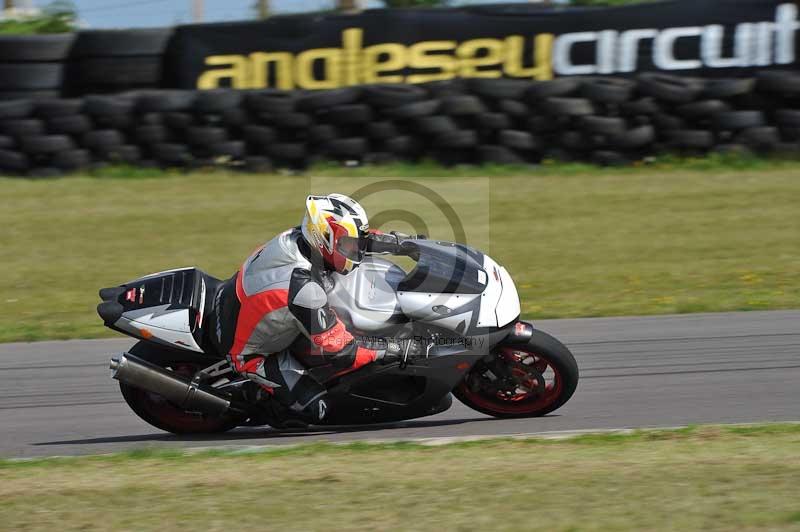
[397,241,486,295]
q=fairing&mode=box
[328,257,406,331]
[98,268,217,353]
[393,240,520,334]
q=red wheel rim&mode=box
[459,347,563,415]
[131,362,231,432]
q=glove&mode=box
[366,232,427,255]
[378,338,426,365]
[366,232,401,254]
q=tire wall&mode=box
[0,29,172,99]
[1,73,799,176]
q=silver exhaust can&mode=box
[110,352,231,417]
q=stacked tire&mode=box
[0,34,74,101]
[65,29,171,96]
[1,71,799,176]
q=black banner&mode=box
[166,0,800,90]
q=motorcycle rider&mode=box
[212,193,418,425]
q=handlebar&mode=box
[365,231,426,255]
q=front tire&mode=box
[119,342,244,435]
[454,329,579,418]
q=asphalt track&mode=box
[1,311,798,458]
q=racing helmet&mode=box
[301,193,369,274]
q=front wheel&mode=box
[454,329,579,418]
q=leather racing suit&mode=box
[213,227,381,421]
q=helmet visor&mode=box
[336,234,367,263]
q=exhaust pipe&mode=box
[110,352,232,417]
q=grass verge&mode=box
[1,424,799,531]
[1,159,799,342]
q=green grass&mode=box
[307,153,800,177]
[1,161,800,342]
[1,424,799,531]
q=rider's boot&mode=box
[263,393,328,429]
[260,351,329,427]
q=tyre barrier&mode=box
[66,29,171,96]
[0,34,74,101]
[0,30,171,99]
[0,71,799,176]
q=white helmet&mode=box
[301,193,369,275]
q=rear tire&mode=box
[454,329,579,419]
[119,342,243,435]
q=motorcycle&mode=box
[98,238,579,434]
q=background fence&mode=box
[1,0,796,98]
[1,72,799,175]
[0,0,797,174]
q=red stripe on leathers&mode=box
[230,270,289,358]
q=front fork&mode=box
[469,320,536,386]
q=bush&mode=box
[0,1,77,35]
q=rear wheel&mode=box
[119,342,244,435]
[454,329,578,418]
